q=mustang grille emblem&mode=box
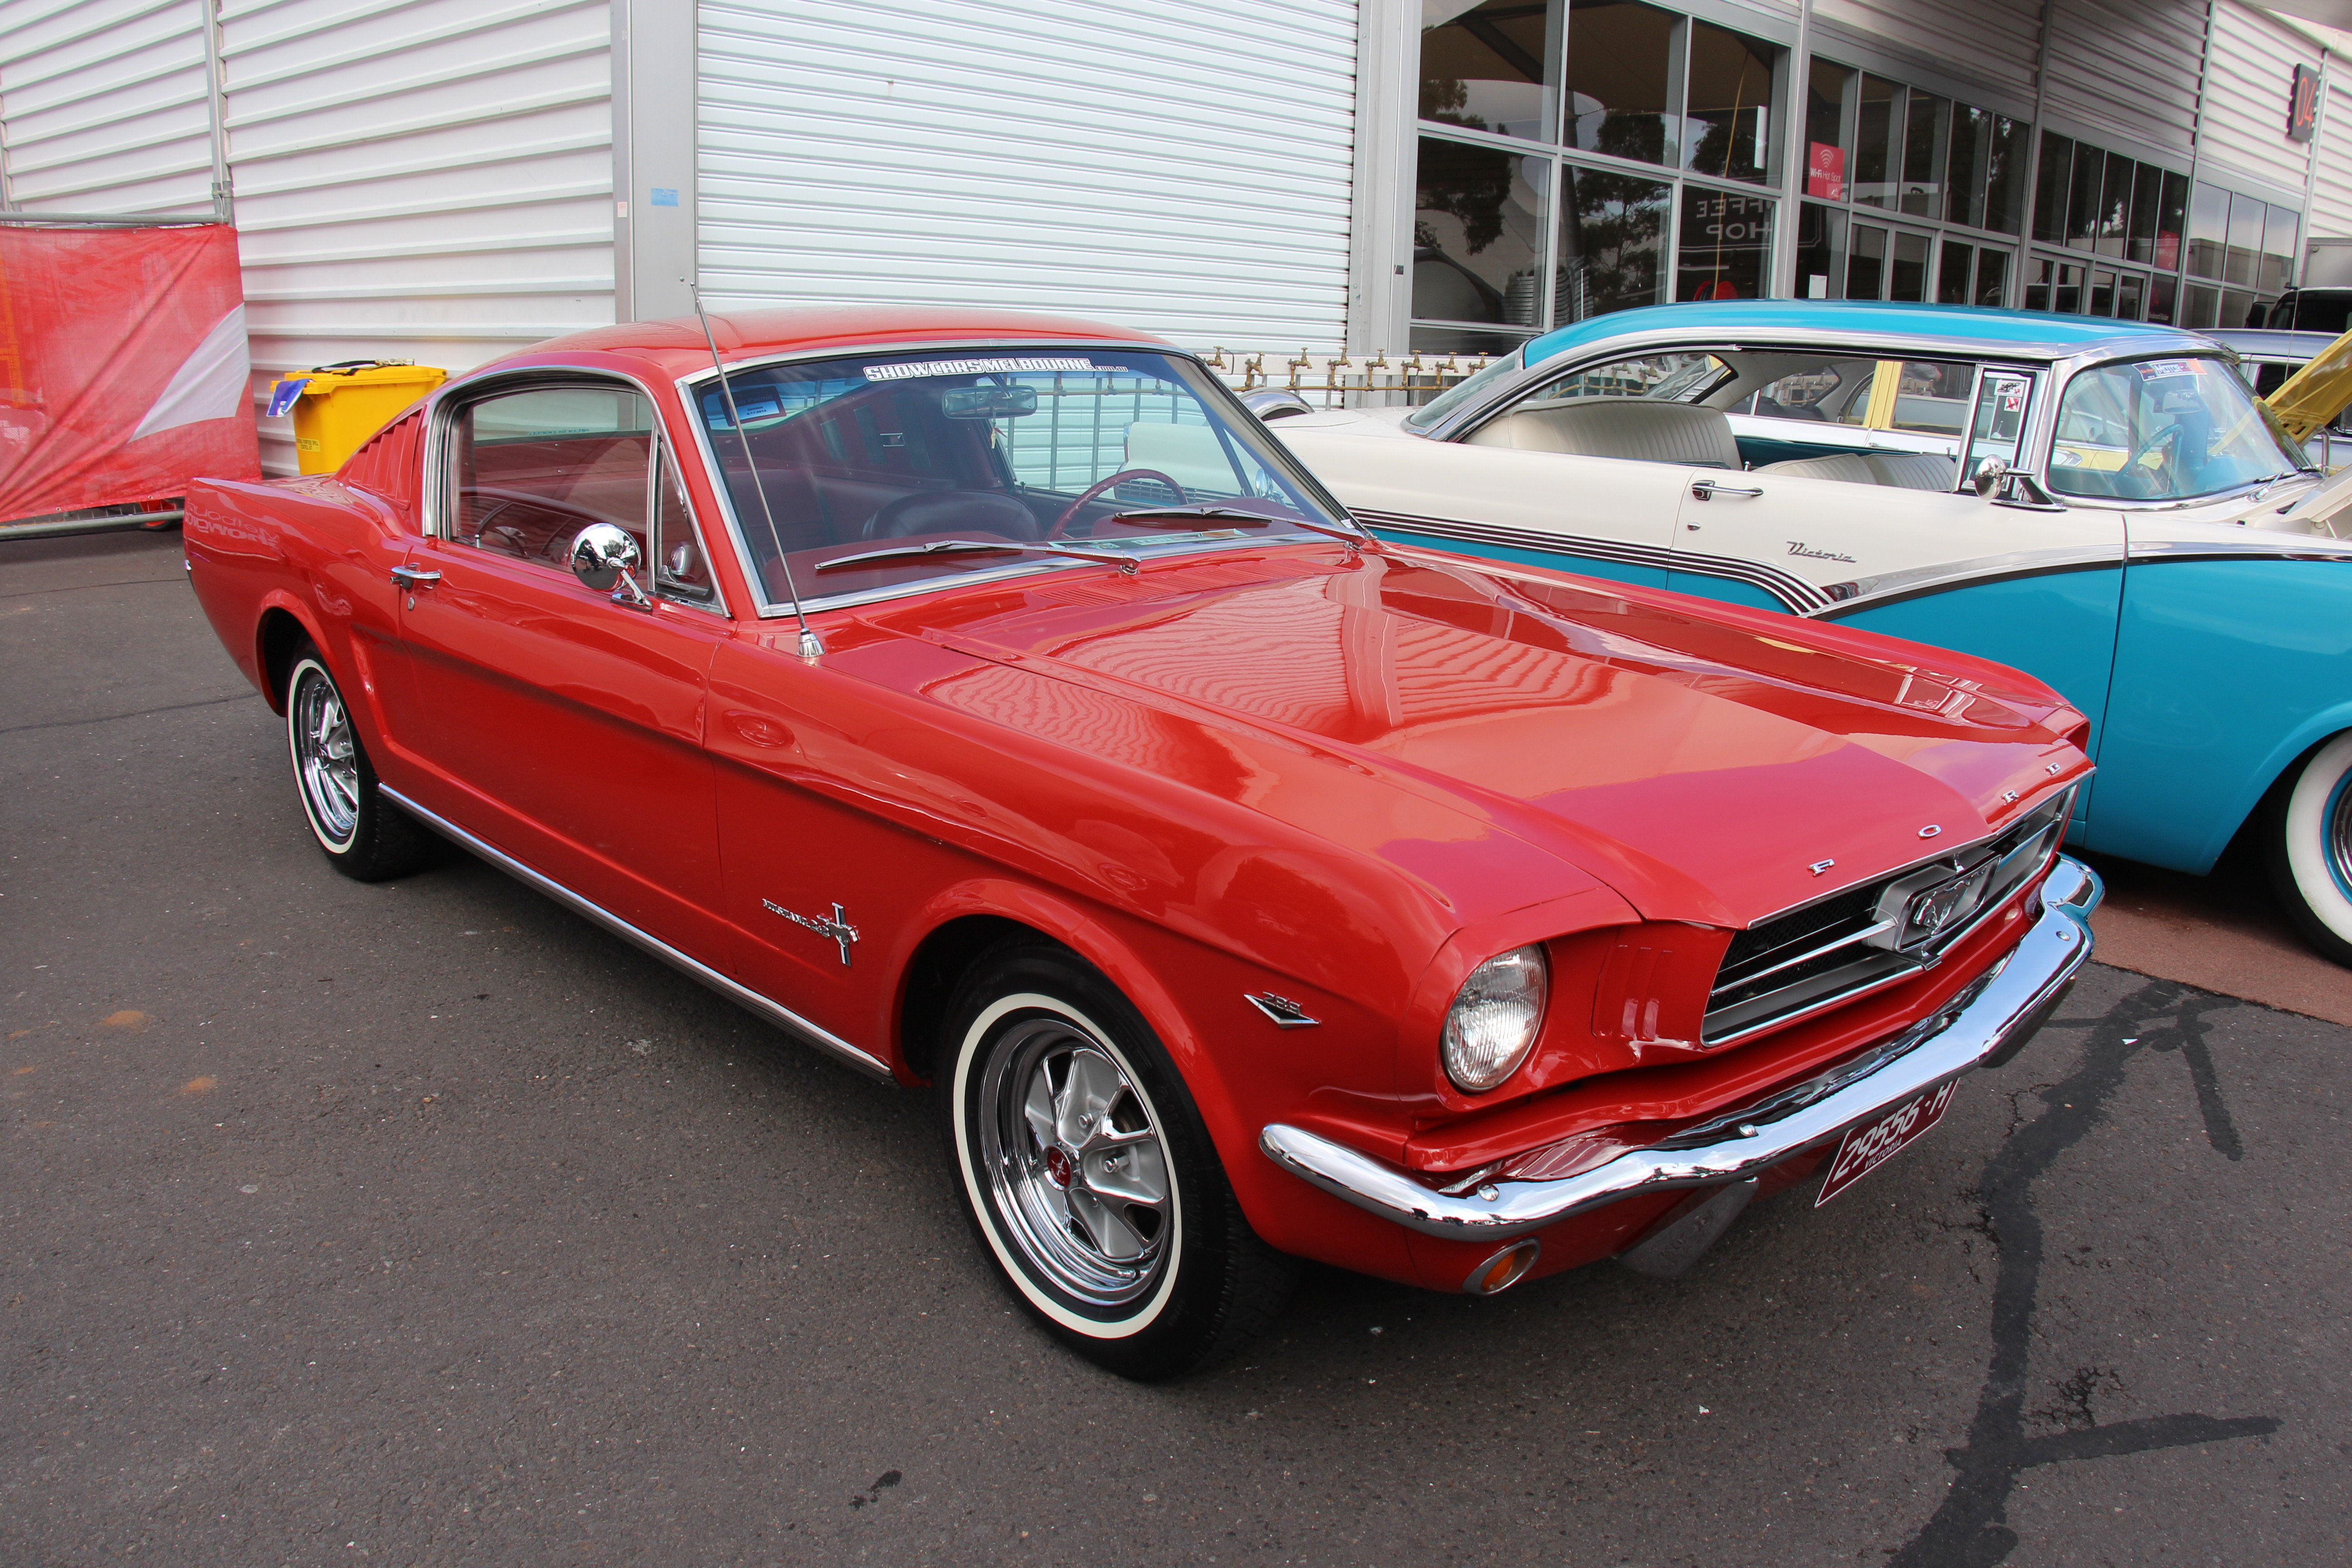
[762,899,859,966]
[1786,541,1858,564]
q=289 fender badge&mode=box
[762,899,859,966]
[1808,859,1836,877]
[1245,993,1319,1029]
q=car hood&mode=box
[864,547,2087,930]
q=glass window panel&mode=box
[1946,104,1988,229]
[1900,90,1945,217]
[2156,172,2188,271]
[1937,240,1973,304]
[2065,147,2102,249]
[2114,270,2146,322]
[2053,260,2084,314]
[1984,116,2028,235]
[1847,222,1887,299]
[2261,205,2299,297]
[1555,164,1672,322]
[1414,137,1549,327]
[2186,182,2228,279]
[1793,201,1845,299]
[2093,152,2132,257]
[1676,185,1774,299]
[1410,324,1536,357]
[653,443,717,603]
[2087,269,2116,316]
[2220,288,2257,327]
[1975,247,2010,308]
[456,387,653,569]
[2023,255,2053,312]
[1421,0,1561,142]
[2225,191,2263,286]
[2033,132,2073,244]
[2180,281,2220,328]
[1565,0,1678,167]
[1889,230,1930,301]
[2048,357,2303,503]
[1524,350,1731,402]
[1965,369,2034,473]
[1854,75,1900,208]
[1806,58,1852,199]
[1886,361,1975,436]
[1684,21,1777,184]
[2146,273,2178,326]
[2126,163,2161,265]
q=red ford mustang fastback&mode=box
[184,307,2099,1378]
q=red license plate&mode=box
[1815,1080,1958,1206]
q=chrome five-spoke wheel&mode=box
[979,1020,1171,1306]
[940,941,1298,1380]
[291,662,361,846]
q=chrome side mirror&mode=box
[1970,456,2008,497]
[568,523,650,607]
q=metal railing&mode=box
[1201,348,1499,410]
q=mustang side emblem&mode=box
[1786,541,1858,564]
[762,899,859,966]
[1808,858,1836,877]
[1245,992,1320,1029]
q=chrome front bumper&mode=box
[1259,856,2102,1240]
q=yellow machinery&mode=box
[267,361,446,474]
[2265,326,2352,446]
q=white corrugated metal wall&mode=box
[695,0,1361,353]
[1810,0,2045,101]
[2312,70,2352,240]
[2203,0,2323,197]
[0,0,217,217]
[220,0,616,474]
[2046,0,2206,155]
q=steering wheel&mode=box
[2120,423,2183,486]
[1047,468,1186,539]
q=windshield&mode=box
[2047,356,2310,502]
[687,348,1353,608]
[1403,346,1525,430]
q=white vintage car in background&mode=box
[1268,299,2352,966]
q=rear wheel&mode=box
[937,941,1296,1379]
[2265,731,2352,966]
[284,645,432,882]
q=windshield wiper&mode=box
[1104,505,1376,552]
[814,538,1138,576]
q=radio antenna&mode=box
[686,279,823,658]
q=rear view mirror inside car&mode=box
[941,386,1038,418]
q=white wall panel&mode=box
[1811,0,2043,103]
[2313,74,2352,241]
[2045,0,2205,155]
[0,0,216,216]
[2202,0,2322,199]
[696,0,1359,353]
[219,0,614,472]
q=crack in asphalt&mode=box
[0,575,185,599]
[0,691,257,737]
[1887,978,2279,1565]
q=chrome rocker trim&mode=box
[381,785,895,1082]
[1259,856,2102,1240]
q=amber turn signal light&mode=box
[1462,1239,1542,1296]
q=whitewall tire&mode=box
[2267,731,2352,966]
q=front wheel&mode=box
[938,941,1296,1379]
[2265,731,2352,966]
[284,646,433,882]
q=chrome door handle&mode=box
[389,565,442,588]
[1690,480,1764,501]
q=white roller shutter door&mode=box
[2044,0,2205,156]
[2200,0,2321,199]
[696,0,1359,353]
[218,0,616,473]
[0,0,216,217]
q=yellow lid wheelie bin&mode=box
[266,361,447,474]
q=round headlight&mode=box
[1442,944,1549,1093]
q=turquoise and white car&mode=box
[1271,301,2352,963]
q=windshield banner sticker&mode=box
[863,357,1104,381]
[2135,358,2208,381]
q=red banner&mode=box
[0,223,260,523]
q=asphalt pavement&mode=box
[5,530,2346,1567]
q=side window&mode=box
[652,441,719,605]
[451,385,653,569]
[1962,369,2034,474]
[1521,352,1730,405]
[1832,359,1975,436]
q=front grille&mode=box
[1702,788,2073,1047]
